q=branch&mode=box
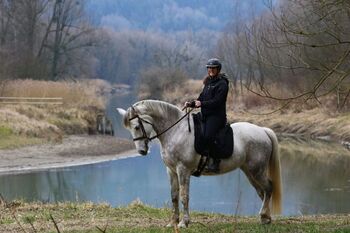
[341,87,350,109]
[50,214,61,233]
[312,48,350,93]
[244,82,314,101]
[12,212,28,233]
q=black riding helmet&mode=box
[206,58,222,71]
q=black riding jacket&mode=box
[197,73,229,118]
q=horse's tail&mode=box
[264,128,282,215]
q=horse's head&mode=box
[117,106,155,156]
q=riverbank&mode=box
[228,109,350,143]
[0,135,136,175]
[162,79,350,144]
[0,201,349,232]
[0,79,110,150]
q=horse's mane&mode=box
[134,100,182,118]
[122,100,182,127]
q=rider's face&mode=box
[207,67,219,77]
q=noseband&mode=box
[128,106,193,142]
[128,107,156,142]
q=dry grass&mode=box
[0,79,109,108]
[163,79,350,142]
[0,79,110,148]
[163,79,204,104]
[162,79,293,111]
[0,107,61,138]
[229,108,350,141]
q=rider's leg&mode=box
[202,115,225,172]
[207,158,221,172]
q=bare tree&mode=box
[0,0,97,81]
[11,0,49,79]
[40,0,96,80]
[218,0,267,95]
[0,0,15,80]
[220,0,350,109]
[0,0,15,46]
[260,0,350,106]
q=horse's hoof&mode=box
[177,222,187,228]
[260,215,272,225]
[166,223,173,228]
[166,221,178,228]
[178,219,189,228]
[166,222,173,228]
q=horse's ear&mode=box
[116,108,126,116]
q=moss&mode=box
[0,135,47,149]
[0,126,13,137]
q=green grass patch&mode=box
[0,134,46,149]
[0,126,12,137]
[1,202,350,233]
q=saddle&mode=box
[192,112,233,159]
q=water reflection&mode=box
[105,93,135,138]
[0,139,349,216]
[279,137,350,215]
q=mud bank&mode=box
[0,135,136,175]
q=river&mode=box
[0,137,349,216]
[1,93,349,216]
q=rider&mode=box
[185,58,229,173]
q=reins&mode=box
[129,106,194,142]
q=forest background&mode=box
[0,0,350,145]
[1,1,350,232]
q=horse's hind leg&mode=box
[241,167,273,224]
[166,168,180,227]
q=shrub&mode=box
[139,67,188,99]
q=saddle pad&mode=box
[193,113,233,159]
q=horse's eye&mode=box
[134,126,140,130]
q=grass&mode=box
[229,109,350,142]
[2,78,349,149]
[0,201,350,232]
[0,79,110,149]
[0,79,109,108]
[163,79,350,143]
[0,135,46,149]
[0,125,47,149]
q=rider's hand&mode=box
[183,101,199,110]
[183,101,191,109]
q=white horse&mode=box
[117,100,282,227]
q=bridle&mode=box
[128,106,193,142]
[128,106,156,142]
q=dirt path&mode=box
[0,135,137,175]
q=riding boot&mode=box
[201,149,210,158]
[206,158,220,173]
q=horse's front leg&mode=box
[177,166,191,228]
[166,167,180,227]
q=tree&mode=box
[42,0,96,80]
[0,0,16,80]
[219,0,350,110]
[0,0,97,81]
[13,0,49,79]
[259,0,350,108]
